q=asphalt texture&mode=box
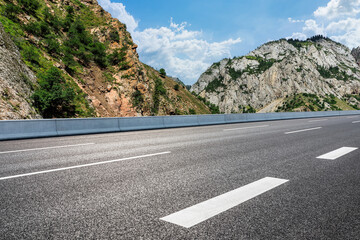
[0,115,359,239]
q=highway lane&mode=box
[0,115,359,239]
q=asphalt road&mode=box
[0,115,359,239]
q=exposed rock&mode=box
[352,47,360,66]
[0,22,40,120]
[192,38,360,113]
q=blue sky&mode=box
[98,0,360,84]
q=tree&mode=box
[174,84,180,91]
[32,67,76,118]
[159,68,166,77]
[18,0,41,14]
[91,41,108,68]
[109,29,120,43]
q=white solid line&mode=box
[160,177,289,228]
[0,143,96,155]
[308,119,328,123]
[317,147,358,160]
[285,127,322,135]
[0,152,171,181]
[224,125,270,131]
[347,116,359,119]
[353,121,360,124]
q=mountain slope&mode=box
[352,47,360,66]
[192,36,360,113]
[0,0,210,119]
[0,22,40,119]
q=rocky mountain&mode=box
[192,36,360,113]
[0,0,210,120]
[0,22,40,119]
[352,47,360,66]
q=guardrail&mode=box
[0,110,359,141]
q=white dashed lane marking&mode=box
[224,125,269,131]
[0,152,171,181]
[160,177,289,228]
[285,127,322,135]
[0,143,95,155]
[317,147,358,160]
[308,119,328,123]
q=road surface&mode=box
[0,115,359,239]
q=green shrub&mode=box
[3,3,22,21]
[43,7,61,32]
[228,68,243,80]
[174,84,180,91]
[189,108,196,115]
[21,44,40,65]
[196,95,220,114]
[109,29,120,42]
[108,48,126,65]
[18,0,41,14]
[91,41,108,68]
[24,21,50,37]
[159,68,166,77]
[205,77,226,92]
[132,90,144,108]
[62,50,77,75]
[242,105,256,113]
[152,78,167,114]
[317,66,350,81]
[44,36,60,55]
[32,67,77,118]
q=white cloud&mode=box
[289,0,360,48]
[98,1,242,84]
[132,20,241,83]
[288,18,304,23]
[288,32,307,40]
[98,0,138,33]
[314,0,360,19]
[303,19,325,35]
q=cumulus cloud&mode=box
[98,1,241,84]
[303,19,325,35]
[314,0,360,19]
[98,0,138,33]
[289,0,360,48]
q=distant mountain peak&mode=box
[192,37,360,113]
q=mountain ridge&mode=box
[192,36,360,113]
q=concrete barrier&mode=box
[56,118,119,136]
[197,114,226,126]
[163,115,199,128]
[119,116,165,131]
[0,110,359,141]
[245,113,267,122]
[0,119,57,140]
[224,114,247,123]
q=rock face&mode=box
[352,47,360,66]
[0,22,40,120]
[192,38,360,113]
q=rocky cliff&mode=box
[192,37,360,113]
[0,22,40,119]
[0,0,210,119]
[352,47,360,66]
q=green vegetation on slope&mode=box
[225,56,278,81]
[205,76,226,93]
[276,93,355,112]
[317,66,352,81]
[0,0,136,118]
